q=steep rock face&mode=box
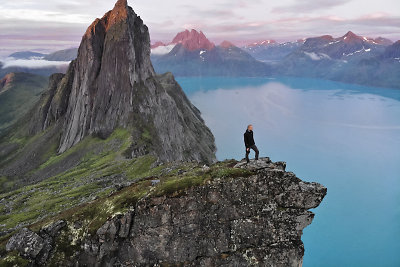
[6,158,325,266]
[29,0,215,163]
[29,72,66,134]
[58,0,155,152]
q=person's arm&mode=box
[244,133,250,149]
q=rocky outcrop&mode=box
[6,158,326,266]
[6,221,66,265]
[28,0,216,163]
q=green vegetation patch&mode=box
[0,250,29,267]
[0,73,48,132]
[152,160,252,197]
[0,128,140,231]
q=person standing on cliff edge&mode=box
[244,124,259,163]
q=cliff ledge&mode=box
[4,158,326,266]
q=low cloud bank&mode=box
[1,58,70,69]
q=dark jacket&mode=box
[244,130,255,148]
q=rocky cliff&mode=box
[27,0,215,163]
[4,158,327,266]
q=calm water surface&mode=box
[177,76,400,267]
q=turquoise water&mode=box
[177,77,400,267]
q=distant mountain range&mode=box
[151,30,399,89]
[277,32,399,88]
[242,39,305,62]
[0,48,77,77]
[151,29,269,76]
[8,51,47,59]
[43,48,78,61]
[2,31,399,89]
[6,48,78,61]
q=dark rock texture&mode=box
[5,158,325,266]
[27,0,216,163]
[102,159,324,267]
[6,220,66,265]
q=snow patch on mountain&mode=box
[343,47,371,57]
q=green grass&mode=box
[0,251,29,267]
[0,73,48,132]
[0,128,137,231]
[0,176,15,193]
[37,127,131,171]
[27,159,252,237]
[152,160,252,197]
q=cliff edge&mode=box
[4,158,326,266]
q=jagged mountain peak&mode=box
[171,29,215,51]
[341,31,363,43]
[85,0,130,38]
[27,0,216,163]
[344,30,357,37]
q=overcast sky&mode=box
[0,0,399,57]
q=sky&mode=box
[0,0,399,57]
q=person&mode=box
[244,124,259,163]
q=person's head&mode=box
[247,124,253,131]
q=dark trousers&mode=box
[246,145,259,163]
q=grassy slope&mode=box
[0,125,251,265]
[0,73,48,132]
